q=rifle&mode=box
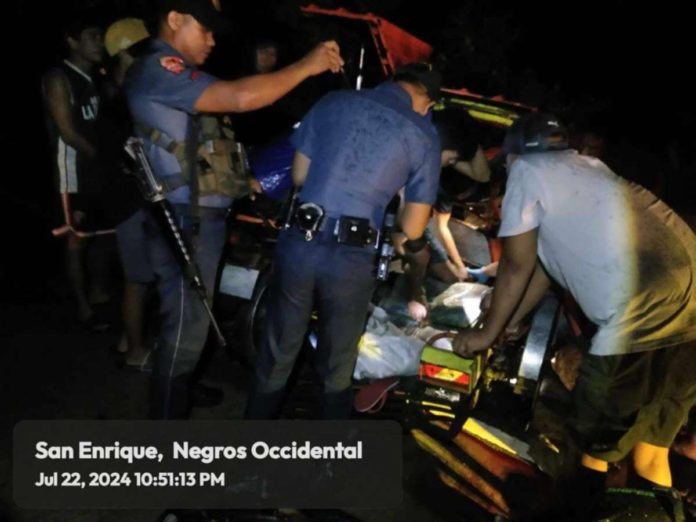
[124,137,227,348]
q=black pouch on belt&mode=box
[336,216,378,247]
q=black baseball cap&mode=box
[160,0,234,34]
[502,112,569,155]
[393,63,442,102]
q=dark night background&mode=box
[0,2,694,520]
[2,0,695,306]
[0,0,695,296]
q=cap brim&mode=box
[197,14,234,34]
[187,5,235,34]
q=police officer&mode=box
[125,0,343,419]
[245,63,443,420]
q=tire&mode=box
[236,266,273,366]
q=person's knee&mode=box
[252,370,288,394]
[323,366,354,394]
[252,344,296,394]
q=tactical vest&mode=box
[139,114,253,200]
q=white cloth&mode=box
[499,150,696,355]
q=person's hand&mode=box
[451,263,469,281]
[248,178,263,199]
[392,231,407,256]
[453,328,495,357]
[408,300,428,322]
[503,322,529,342]
[301,41,344,76]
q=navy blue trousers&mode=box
[248,227,376,418]
[145,205,227,419]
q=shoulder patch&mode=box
[159,56,185,75]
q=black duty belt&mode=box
[291,203,378,247]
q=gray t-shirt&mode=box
[499,150,696,355]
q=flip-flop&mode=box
[116,351,152,373]
[354,376,400,413]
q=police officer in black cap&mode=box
[245,63,443,419]
[125,0,343,419]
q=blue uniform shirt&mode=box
[125,39,228,208]
[291,82,441,228]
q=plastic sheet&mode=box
[353,306,425,380]
[248,136,295,201]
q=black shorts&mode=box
[66,193,114,231]
[572,340,696,462]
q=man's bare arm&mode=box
[400,202,432,240]
[469,146,491,182]
[479,229,539,336]
[454,146,491,183]
[195,41,343,113]
[291,151,311,186]
[42,69,97,158]
[453,228,538,355]
[434,210,467,278]
[507,259,552,328]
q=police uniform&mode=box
[246,83,441,419]
[45,60,103,228]
[125,39,227,419]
